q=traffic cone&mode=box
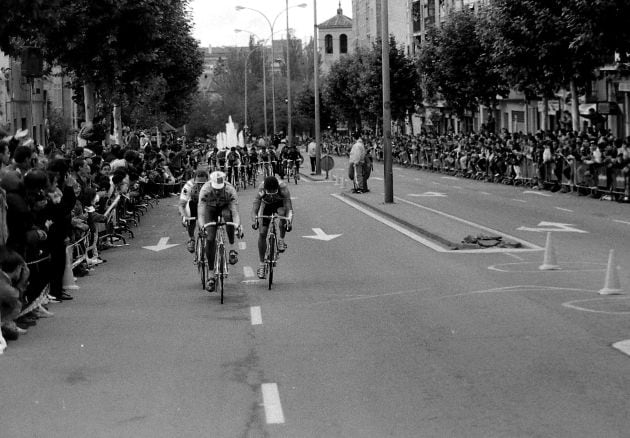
[62,245,80,291]
[538,232,560,270]
[599,249,623,295]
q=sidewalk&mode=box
[301,170,529,251]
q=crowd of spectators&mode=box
[320,127,630,201]
[0,127,205,353]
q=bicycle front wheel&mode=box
[267,238,275,290]
[197,242,206,289]
[218,250,225,303]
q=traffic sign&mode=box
[321,155,334,171]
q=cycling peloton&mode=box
[197,171,242,292]
[251,176,293,279]
[177,169,209,253]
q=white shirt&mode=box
[349,139,366,165]
[307,141,317,157]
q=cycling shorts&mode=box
[259,200,286,227]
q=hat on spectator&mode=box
[209,171,225,189]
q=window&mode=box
[340,34,348,54]
[325,35,333,54]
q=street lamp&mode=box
[235,3,307,138]
[235,29,268,138]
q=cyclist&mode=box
[247,145,259,184]
[226,147,241,185]
[284,144,304,180]
[251,176,293,279]
[177,170,209,252]
[198,171,242,292]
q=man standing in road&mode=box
[348,131,366,193]
[307,138,317,175]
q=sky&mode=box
[189,0,351,48]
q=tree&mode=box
[323,37,421,131]
[486,0,610,130]
[417,9,508,117]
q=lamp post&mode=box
[236,3,307,138]
[235,30,268,138]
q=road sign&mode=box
[321,155,334,172]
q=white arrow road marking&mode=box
[250,306,262,325]
[613,340,630,357]
[408,192,447,197]
[303,228,342,241]
[261,383,285,424]
[523,190,552,197]
[516,221,588,233]
[142,237,180,252]
[243,266,254,278]
[238,242,247,250]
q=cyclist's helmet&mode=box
[210,171,226,189]
[263,176,280,194]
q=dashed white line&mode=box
[512,199,527,203]
[479,192,491,195]
[238,242,247,250]
[555,207,574,212]
[614,219,630,226]
[243,266,254,278]
[250,306,262,325]
[261,383,285,424]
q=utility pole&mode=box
[382,0,393,203]
[286,0,293,147]
[314,0,322,174]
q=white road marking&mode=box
[250,306,262,325]
[505,253,524,261]
[452,186,463,189]
[243,266,254,278]
[512,199,527,203]
[562,297,630,315]
[555,207,574,212]
[261,383,285,424]
[614,219,630,226]
[407,192,447,197]
[372,177,384,181]
[441,176,457,180]
[432,181,444,185]
[333,194,541,253]
[241,279,262,284]
[239,242,247,250]
[480,192,491,195]
[613,340,630,357]
[523,190,552,197]
[517,221,588,233]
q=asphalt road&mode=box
[3,160,630,437]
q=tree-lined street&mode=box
[4,164,630,437]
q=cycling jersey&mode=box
[197,181,240,227]
[252,180,292,214]
[179,179,203,204]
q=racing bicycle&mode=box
[257,213,290,290]
[202,218,242,303]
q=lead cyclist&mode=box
[251,176,293,279]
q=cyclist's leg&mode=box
[222,207,238,264]
[276,206,288,252]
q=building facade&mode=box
[318,3,354,74]
[352,0,415,56]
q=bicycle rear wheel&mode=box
[197,240,206,289]
[267,237,275,290]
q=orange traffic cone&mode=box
[62,245,80,291]
[599,249,623,295]
[538,232,560,270]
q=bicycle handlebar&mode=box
[203,221,240,228]
[182,216,196,222]
[256,215,291,221]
